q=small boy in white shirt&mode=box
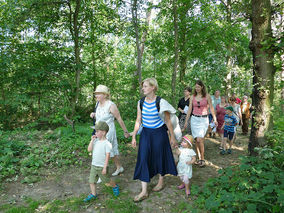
[84,121,119,202]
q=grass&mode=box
[0,192,141,213]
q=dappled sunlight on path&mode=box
[0,129,250,213]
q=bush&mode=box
[191,147,284,212]
[190,113,284,212]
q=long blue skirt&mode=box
[133,125,177,182]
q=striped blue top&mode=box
[142,100,164,129]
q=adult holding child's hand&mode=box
[132,78,178,202]
[90,85,130,176]
[183,80,217,167]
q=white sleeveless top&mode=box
[95,100,119,157]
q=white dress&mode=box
[177,148,196,179]
[95,100,119,157]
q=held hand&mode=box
[131,138,136,148]
[91,135,97,140]
[102,168,106,175]
[124,132,130,138]
[171,138,178,149]
[90,112,95,119]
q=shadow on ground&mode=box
[0,130,249,212]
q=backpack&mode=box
[91,102,99,135]
[140,96,162,112]
[139,96,182,142]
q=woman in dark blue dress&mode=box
[131,78,178,202]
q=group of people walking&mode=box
[84,78,251,203]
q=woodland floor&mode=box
[0,129,250,213]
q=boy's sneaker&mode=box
[227,149,232,154]
[112,167,124,176]
[112,185,120,196]
[220,150,226,155]
[97,177,102,184]
[83,193,97,202]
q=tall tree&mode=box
[249,0,276,155]
[131,0,152,95]
[171,0,178,106]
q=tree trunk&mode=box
[171,0,178,106]
[223,0,233,95]
[249,0,275,156]
[131,0,141,94]
[131,0,152,96]
[72,0,82,117]
[90,8,97,104]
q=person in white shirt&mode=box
[84,121,119,202]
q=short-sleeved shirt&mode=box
[224,114,238,133]
[92,139,112,167]
[211,95,221,110]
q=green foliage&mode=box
[0,124,90,183]
[0,197,44,213]
[190,149,284,212]
[184,113,284,212]
[0,121,133,184]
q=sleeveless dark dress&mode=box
[133,100,177,182]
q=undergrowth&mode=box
[0,121,132,185]
[187,113,284,213]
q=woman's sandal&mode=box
[199,160,206,167]
[152,185,164,192]
[133,193,148,202]
[194,160,201,165]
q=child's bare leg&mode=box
[90,183,96,195]
[221,137,226,150]
[228,139,233,149]
[184,176,190,195]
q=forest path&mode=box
[1,130,249,212]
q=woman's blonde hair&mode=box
[141,78,158,92]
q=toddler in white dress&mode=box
[176,134,196,197]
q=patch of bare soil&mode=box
[0,130,249,212]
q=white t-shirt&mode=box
[92,139,112,167]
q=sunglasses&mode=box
[197,101,200,108]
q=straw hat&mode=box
[94,85,110,95]
[183,134,194,147]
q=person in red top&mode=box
[216,96,229,138]
[232,93,242,104]
[183,80,217,167]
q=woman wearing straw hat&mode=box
[90,85,130,176]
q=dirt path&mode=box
[0,131,249,212]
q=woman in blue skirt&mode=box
[131,78,178,202]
